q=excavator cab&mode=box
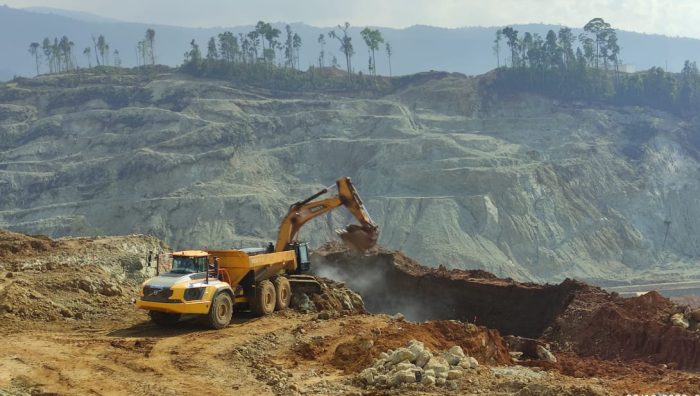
[291,242,311,273]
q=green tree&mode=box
[262,23,281,64]
[292,33,302,70]
[247,29,260,61]
[493,29,503,68]
[544,30,562,69]
[58,36,75,71]
[284,25,294,68]
[679,60,699,110]
[329,22,354,77]
[218,31,239,63]
[184,39,202,64]
[360,27,384,76]
[578,33,595,67]
[83,47,92,68]
[94,35,108,66]
[318,33,326,68]
[41,38,54,73]
[207,36,218,60]
[557,27,574,68]
[385,42,393,77]
[583,18,612,69]
[145,29,156,64]
[28,42,40,75]
[501,27,519,68]
[606,30,620,72]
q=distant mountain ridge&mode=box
[23,6,124,23]
[2,5,700,81]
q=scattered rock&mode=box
[536,345,557,363]
[358,340,474,389]
[447,369,463,379]
[670,313,690,329]
[690,309,700,322]
[291,293,315,313]
[390,312,405,321]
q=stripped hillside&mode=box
[2,68,700,283]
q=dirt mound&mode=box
[313,245,580,338]
[546,289,700,369]
[0,229,58,259]
[0,229,166,325]
[294,316,511,375]
[314,244,700,371]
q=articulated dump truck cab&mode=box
[136,243,315,329]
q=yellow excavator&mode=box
[135,176,378,329]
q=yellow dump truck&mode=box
[136,176,378,329]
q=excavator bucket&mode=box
[337,224,379,251]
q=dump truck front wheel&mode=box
[207,292,233,329]
[150,311,181,327]
[253,279,276,316]
[273,277,291,311]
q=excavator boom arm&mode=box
[275,177,378,252]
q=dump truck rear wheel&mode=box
[149,311,180,327]
[273,277,291,311]
[252,279,276,316]
[207,292,233,329]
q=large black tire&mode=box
[252,279,276,316]
[207,292,233,329]
[273,277,291,311]
[149,311,181,327]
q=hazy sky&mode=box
[4,0,700,38]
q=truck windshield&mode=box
[171,256,201,274]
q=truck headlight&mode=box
[184,287,206,301]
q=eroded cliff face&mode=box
[1,70,700,283]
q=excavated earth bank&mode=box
[314,243,700,370]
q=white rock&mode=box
[421,374,436,386]
[466,356,479,369]
[443,352,462,366]
[424,356,449,373]
[407,340,426,362]
[447,369,463,380]
[395,362,415,371]
[436,377,446,386]
[536,345,557,363]
[415,350,432,368]
[389,348,416,365]
[448,345,466,358]
[389,369,416,386]
[373,358,387,368]
[360,368,377,384]
[671,313,690,329]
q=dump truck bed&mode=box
[207,249,297,287]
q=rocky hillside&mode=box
[2,68,700,284]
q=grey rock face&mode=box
[2,71,700,283]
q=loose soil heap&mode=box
[0,229,166,323]
[314,243,700,371]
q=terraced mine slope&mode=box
[2,69,700,283]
